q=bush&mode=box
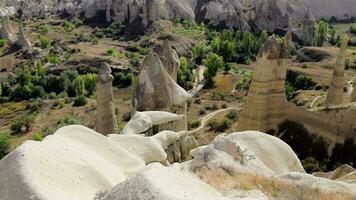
[45,54,60,65]
[83,74,97,96]
[32,132,44,141]
[226,111,238,121]
[0,133,10,159]
[189,121,200,129]
[63,20,75,32]
[113,72,133,88]
[192,41,209,65]
[302,157,326,173]
[36,24,50,34]
[73,95,87,107]
[11,116,33,135]
[209,118,232,132]
[39,36,51,49]
[11,85,32,101]
[0,39,7,47]
[295,75,316,90]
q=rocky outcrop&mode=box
[3,126,356,200]
[121,111,184,135]
[155,40,180,81]
[15,21,31,49]
[0,0,322,34]
[133,52,190,111]
[96,63,118,135]
[326,35,349,107]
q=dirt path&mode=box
[188,107,240,135]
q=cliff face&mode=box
[0,0,310,32]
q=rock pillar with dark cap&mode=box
[326,35,349,107]
[96,63,118,135]
[15,21,31,49]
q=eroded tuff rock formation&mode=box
[96,63,118,135]
[238,34,356,145]
[133,52,190,111]
[326,35,349,107]
[0,0,324,34]
[155,40,180,81]
[15,21,31,49]
[1,127,355,200]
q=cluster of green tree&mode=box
[285,70,317,100]
[113,72,135,88]
[269,120,356,173]
[0,64,96,105]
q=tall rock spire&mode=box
[15,21,32,49]
[237,35,288,132]
[325,35,349,107]
[156,40,180,81]
[96,63,118,135]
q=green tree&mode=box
[192,41,209,65]
[74,76,85,96]
[203,53,224,88]
[315,20,328,47]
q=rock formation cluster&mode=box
[238,34,356,145]
[0,17,31,49]
[1,0,349,36]
[96,63,118,135]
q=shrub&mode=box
[192,41,209,65]
[302,157,327,173]
[83,74,97,96]
[11,116,33,135]
[32,132,44,141]
[0,133,10,159]
[209,118,232,132]
[63,20,75,32]
[36,24,50,34]
[198,109,206,115]
[295,75,316,90]
[189,121,200,129]
[92,37,99,45]
[0,39,7,47]
[45,54,60,65]
[226,111,238,121]
[39,36,51,49]
[11,85,32,101]
[73,95,87,107]
[113,72,133,88]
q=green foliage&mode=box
[113,72,134,88]
[0,39,7,47]
[83,74,97,96]
[107,48,124,58]
[10,116,33,135]
[226,111,238,121]
[203,53,224,88]
[32,132,44,141]
[177,57,194,90]
[36,24,50,34]
[285,82,296,100]
[295,75,316,90]
[315,20,328,47]
[38,36,51,49]
[74,76,85,96]
[0,133,10,159]
[302,157,327,173]
[92,37,99,45]
[63,20,75,32]
[73,95,87,107]
[208,118,232,132]
[192,41,209,65]
[44,115,82,136]
[45,54,60,65]
[11,85,32,101]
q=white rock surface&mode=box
[0,125,180,200]
[121,111,184,135]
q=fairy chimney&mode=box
[15,21,31,49]
[326,35,349,107]
[96,63,118,135]
[156,40,180,81]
